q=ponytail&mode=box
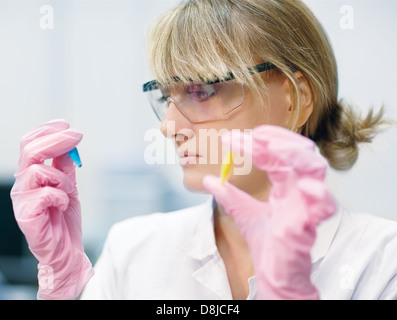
[307,101,393,170]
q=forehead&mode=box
[147,0,262,89]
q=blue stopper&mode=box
[67,147,82,167]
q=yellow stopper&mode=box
[220,152,234,185]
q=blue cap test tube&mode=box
[67,147,82,168]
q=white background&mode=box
[0,0,396,260]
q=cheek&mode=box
[264,82,292,127]
[246,81,291,128]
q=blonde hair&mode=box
[146,0,392,170]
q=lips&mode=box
[177,150,197,158]
[177,147,202,165]
[179,155,201,165]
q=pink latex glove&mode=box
[10,119,94,300]
[202,125,336,300]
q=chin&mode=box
[182,172,206,193]
[181,165,219,193]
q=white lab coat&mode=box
[81,199,397,300]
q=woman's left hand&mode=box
[202,125,336,300]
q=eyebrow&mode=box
[142,62,277,92]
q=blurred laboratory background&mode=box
[0,0,396,299]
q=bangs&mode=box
[146,1,261,87]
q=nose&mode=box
[160,100,194,141]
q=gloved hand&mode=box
[202,125,336,300]
[10,119,94,300]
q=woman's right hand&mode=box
[203,125,336,300]
[10,119,94,300]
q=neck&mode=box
[212,175,272,299]
[214,185,270,241]
[214,203,245,246]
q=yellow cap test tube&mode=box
[220,152,234,185]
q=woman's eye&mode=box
[158,96,168,103]
[191,90,209,100]
[158,87,171,104]
[188,84,215,101]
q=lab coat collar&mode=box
[310,204,343,263]
[182,197,233,299]
[181,197,217,261]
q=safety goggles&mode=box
[142,62,276,123]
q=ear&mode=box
[289,71,314,129]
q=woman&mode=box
[11,0,397,300]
